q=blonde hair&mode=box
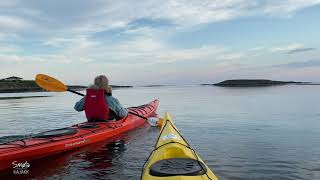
[89,75,111,93]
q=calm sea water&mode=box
[1,85,320,180]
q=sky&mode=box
[0,0,320,85]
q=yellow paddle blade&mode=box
[35,74,68,92]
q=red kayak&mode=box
[0,100,159,171]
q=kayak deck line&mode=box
[141,112,218,180]
[0,100,159,171]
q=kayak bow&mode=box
[0,100,159,171]
[141,112,218,180]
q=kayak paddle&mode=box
[35,74,153,121]
[35,74,85,96]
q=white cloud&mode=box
[271,43,316,54]
[0,15,33,30]
[44,38,74,47]
[0,44,19,53]
[0,54,41,63]
[264,0,320,14]
[0,35,249,66]
[0,53,76,64]
[66,0,320,32]
[247,47,266,51]
[72,36,248,66]
[271,43,304,52]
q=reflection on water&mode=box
[0,96,51,100]
[1,86,320,179]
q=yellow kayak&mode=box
[141,112,218,180]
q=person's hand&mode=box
[107,86,112,93]
[106,86,112,96]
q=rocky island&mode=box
[203,79,309,87]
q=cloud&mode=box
[1,1,318,58]
[0,44,19,53]
[0,54,42,63]
[247,47,266,51]
[287,47,316,54]
[263,0,320,14]
[0,34,249,67]
[0,0,18,7]
[43,38,75,47]
[271,43,316,54]
[0,15,33,31]
[85,38,249,65]
[1,0,319,36]
[272,59,320,68]
[271,43,304,52]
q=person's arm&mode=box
[74,97,85,111]
[113,98,128,118]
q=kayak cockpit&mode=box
[33,128,78,138]
[149,158,207,177]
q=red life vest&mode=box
[84,89,110,121]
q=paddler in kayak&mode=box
[74,75,128,121]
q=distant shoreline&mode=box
[0,80,133,93]
[202,79,318,87]
[0,96,51,100]
[141,85,165,87]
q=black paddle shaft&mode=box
[68,89,85,96]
